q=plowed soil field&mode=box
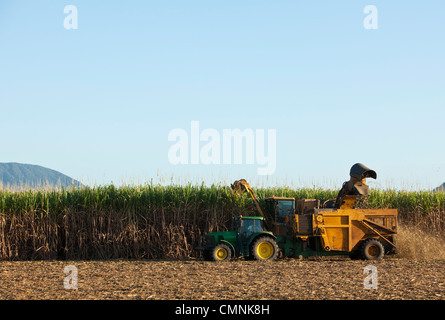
[0,257,444,300]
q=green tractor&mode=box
[200,215,279,261]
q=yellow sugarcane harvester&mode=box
[225,163,398,260]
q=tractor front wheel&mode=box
[211,243,232,261]
[250,237,279,261]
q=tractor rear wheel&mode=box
[361,238,385,260]
[250,237,279,261]
[211,243,232,261]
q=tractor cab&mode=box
[232,215,267,241]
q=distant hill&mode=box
[0,162,83,190]
[433,183,445,193]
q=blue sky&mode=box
[1,1,444,190]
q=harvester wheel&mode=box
[361,239,385,260]
[250,237,279,261]
[211,244,232,261]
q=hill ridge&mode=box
[0,162,83,189]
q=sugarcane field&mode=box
[1,173,444,300]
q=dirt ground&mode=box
[0,257,444,300]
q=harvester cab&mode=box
[264,196,295,235]
[265,197,295,223]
